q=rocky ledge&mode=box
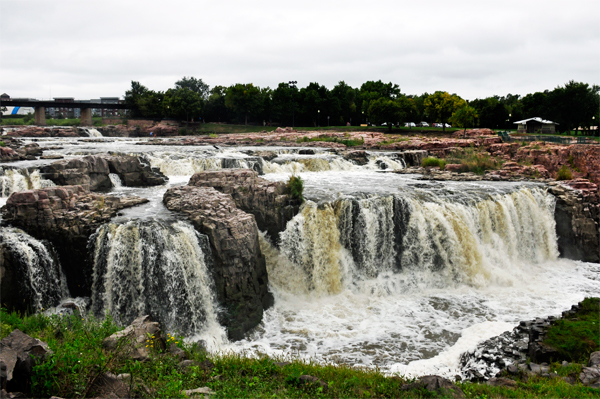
[189,169,302,244]
[1,185,148,297]
[163,185,273,340]
[40,154,167,191]
[460,300,600,389]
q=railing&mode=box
[497,132,598,145]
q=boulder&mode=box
[40,154,167,191]
[401,375,465,398]
[579,366,600,388]
[589,351,600,367]
[102,315,165,362]
[548,182,600,263]
[1,186,148,296]
[0,329,52,394]
[88,373,130,398]
[163,185,273,340]
[486,377,517,388]
[188,169,301,245]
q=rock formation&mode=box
[163,185,273,340]
[40,154,167,191]
[548,180,600,263]
[188,169,301,244]
[1,185,148,296]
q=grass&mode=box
[444,147,503,175]
[296,135,364,147]
[0,140,5,147]
[543,297,599,362]
[555,165,573,181]
[422,157,446,169]
[2,308,599,398]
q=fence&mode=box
[497,132,598,145]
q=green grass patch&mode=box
[445,147,503,175]
[422,156,446,169]
[555,165,573,181]
[0,140,5,147]
[2,308,599,398]
[543,297,600,362]
[296,135,364,147]
[286,175,304,203]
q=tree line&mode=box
[124,78,600,134]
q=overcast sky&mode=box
[1,0,598,101]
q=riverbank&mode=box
[1,298,598,398]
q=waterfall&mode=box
[0,228,69,311]
[268,187,559,295]
[90,219,226,343]
[108,173,122,188]
[263,154,405,173]
[79,127,103,137]
[0,167,56,198]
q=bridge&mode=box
[0,99,129,126]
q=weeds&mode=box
[422,157,446,169]
[445,147,502,175]
[296,135,364,147]
[286,175,304,203]
[556,165,573,181]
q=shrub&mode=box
[0,141,5,147]
[556,165,573,181]
[422,157,446,169]
[445,147,502,175]
[286,175,304,203]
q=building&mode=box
[513,117,559,134]
[49,97,77,118]
[100,97,122,117]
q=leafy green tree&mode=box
[450,105,478,135]
[469,97,508,129]
[331,81,357,125]
[164,88,203,122]
[367,98,403,132]
[271,82,298,127]
[204,86,229,123]
[124,81,150,118]
[360,80,401,120]
[225,83,262,125]
[548,81,599,134]
[424,91,466,131]
[175,77,210,99]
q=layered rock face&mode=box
[189,169,301,244]
[548,181,600,263]
[40,154,167,190]
[163,185,273,340]
[1,186,148,296]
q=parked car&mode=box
[417,122,429,127]
[405,122,416,127]
[381,122,388,126]
[444,123,451,128]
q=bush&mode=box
[556,165,573,181]
[286,175,304,202]
[0,141,5,147]
[445,147,502,175]
[422,157,446,169]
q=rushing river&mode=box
[2,136,599,378]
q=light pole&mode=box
[327,115,330,127]
[318,109,320,127]
[288,81,297,128]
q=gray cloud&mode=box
[1,0,598,100]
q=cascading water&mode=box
[0,167,56,198]
[0,228,69,311]
[233,184,598,376]
[272,187,559,293]
[90,219,227,347]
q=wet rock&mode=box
[579,366,600,387]
[188,169,301,245]
[102,315,165,362]
[163,185,273,340]
[0,329,52,394]
[168,343,187,360]
[40,154,167,191]
[401,375,465,398]
[1,186,148,297]
[589,352,600,367]
[548,182,599,263]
